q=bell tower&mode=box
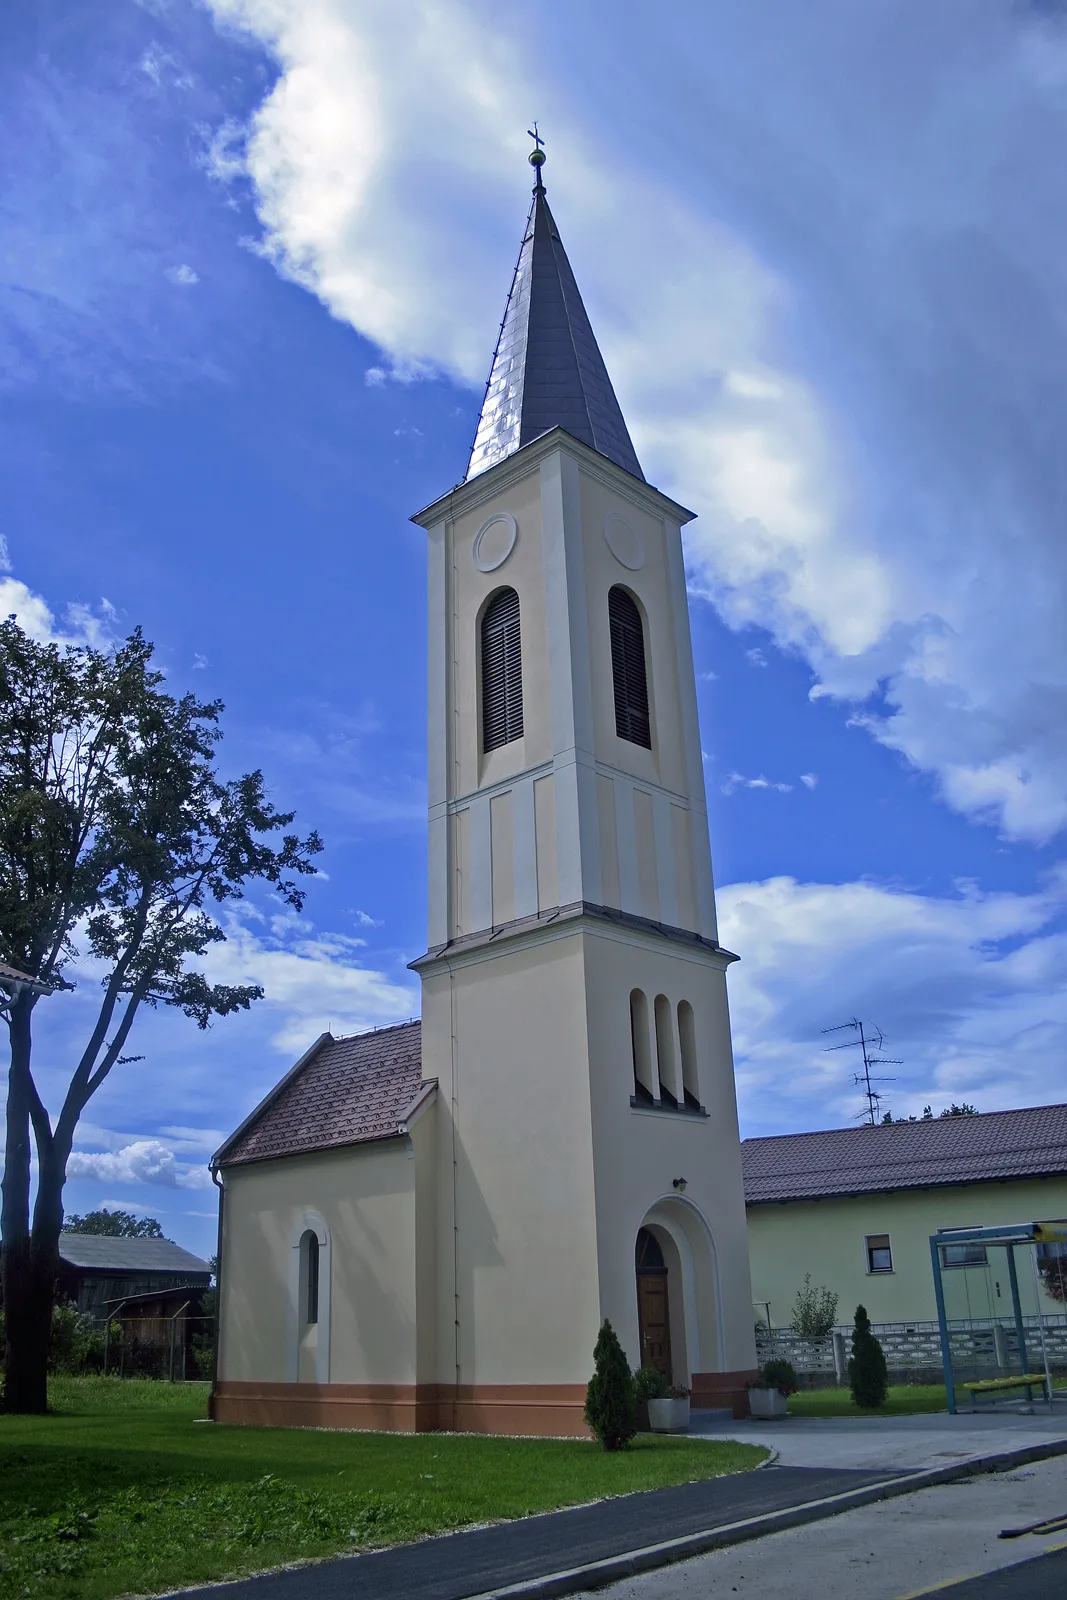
[412,142,757,1433]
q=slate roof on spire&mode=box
[466,174,644,483]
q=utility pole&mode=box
[823,1019,902,1125]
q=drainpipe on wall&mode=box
[208,1163,224,1420]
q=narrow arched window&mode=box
[630,989,654,1103]
[654,994,679,1107]
[481,587,524,751]
[301,1230,319,1325]
[677,1000,700,1110]
[609,586,651,748]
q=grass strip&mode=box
[0,1377,766,1600]
[788,1383,948,1418]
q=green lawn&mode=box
[0,1377,767,1600]
[787,1383,948,1418]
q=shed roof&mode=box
[58,1235,211,1275]
[214,1020,430,1169]
[742,1103,1067,1204]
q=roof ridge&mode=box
[741,1102,1067,1145]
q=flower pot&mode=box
[647,1396,690,1433]
[748,1386,788,1420]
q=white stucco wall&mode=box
[217,1138,421,1385]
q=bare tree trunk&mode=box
[1,995,54,1413]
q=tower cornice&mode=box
[411,427,695,530]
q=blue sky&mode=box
[4,0,1067,1257]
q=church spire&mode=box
[465,136,644,484]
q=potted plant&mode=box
[632,1365,664,1431]
[747,1358,797,1420]
[636,1366,690,1431]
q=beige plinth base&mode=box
[209,1381,591,1436]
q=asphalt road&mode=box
[579,1456,1067,1600]
[172,1464,897,1600]
[921,1545,1067,1598]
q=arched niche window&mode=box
[630,988,654,1103]
[289,1215,331,1383]
[654,994,679,1107]
[677,1000,700,1110]
[481,587,524,751]
[609,586,651,749]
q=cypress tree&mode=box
[584,1319,636,1450]
[848,1303,889,1408]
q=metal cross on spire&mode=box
[527,123,546,188]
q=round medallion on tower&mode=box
[473,513,519,573]
[603,511,645,571]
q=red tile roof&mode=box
[742,1104,1067,1204]
[214,1021,430,1168]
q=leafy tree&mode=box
[63,1208,165,1238]
[0,621,321,1413]
[789,1274,839,1338]
[848,1303,889,1408]
[584,1320,636,1450]
[883,1102,978,1124]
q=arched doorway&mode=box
[635,1227,672,1380]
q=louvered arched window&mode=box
[609,586,651,748]
[481,587,524,751]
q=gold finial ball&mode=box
[529,147,546,168]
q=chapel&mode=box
[210,142,758,1434]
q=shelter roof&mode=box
[214,1020,430,1169]
[742,1103,1067,1204]
[58,1235,211,1275]
[466,172,643,483]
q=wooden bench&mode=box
[962,1373,1050,1406]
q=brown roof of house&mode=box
[742,1103,1067,1204]
[214,1020,430,1168]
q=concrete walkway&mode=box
[690,1403,1067,1473]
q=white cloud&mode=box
[165,263,199,286]
[800,772,818,789]
[204,911,416,1054]
[67,1138,212,1189]
[202,0,1067,843]
[718,872,1067,1135]
[722,771,793,795]
[0,572,116,649]
[744,648,769,668]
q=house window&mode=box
[630,989,654,1103]
[481,587,523,751]
[865,1234,893,1273]
[608,586,651,748]
[677,1000,700,1109]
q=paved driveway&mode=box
[690,1404,1067,1473]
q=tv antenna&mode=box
[823,1018,901,1126]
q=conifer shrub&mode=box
[584,1319,636,1450]
[848,1303,889,1408]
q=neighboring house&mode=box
[57,1234,212,1318]
[744,1105,1067,1328]
[211,151,757,1437]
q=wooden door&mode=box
[637,1271,672,1380]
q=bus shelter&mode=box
[931,1220,1067,1413]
